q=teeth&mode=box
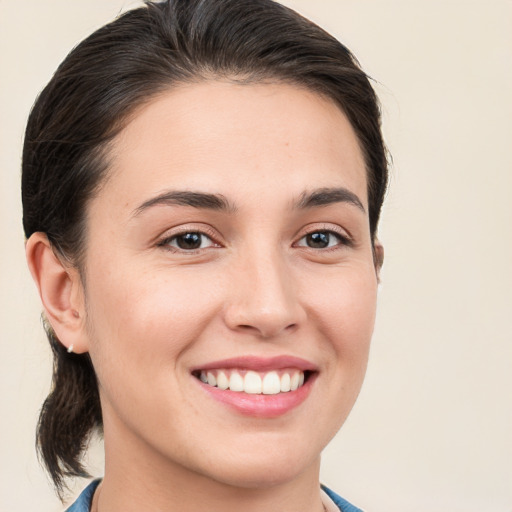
[217,371,229,390]
[280,373,291,392]
[229,372,244,392]
[262,372,281,394]
[198,369,306,394]
[290,372,300,391]
[207,371,217,387]
[244,371,262,394]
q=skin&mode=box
[27,81,382,512]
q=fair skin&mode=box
[27,81,382,512]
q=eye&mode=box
[160,231,217,251]
[296,230,348,249]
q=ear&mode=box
[373,239,384,282]
[25,232,89,354]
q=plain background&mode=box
[1,1,511,510]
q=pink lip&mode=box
[191,355,318,419]
[192,355,318,373]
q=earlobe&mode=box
[25,233,89,354]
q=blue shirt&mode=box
[66,479,363,512]
[66,479,100,512]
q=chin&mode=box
[209,459,317,490]
[195,439,322,490]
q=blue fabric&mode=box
[65,479,362,511]
[65,479,101,512]
[322,485,363,512]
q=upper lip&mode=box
[191,355,318,373]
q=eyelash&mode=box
[295,226,353,251]
[156,226,353,253]
[157,226,220,253]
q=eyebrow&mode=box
[295,187,365,212]
[132,186,364,218]
[132,190,237,217]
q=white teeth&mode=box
[244,371,262,394]
[280,373,291,392]
[217,371,229,390]
[262,371,281,395]
[199,369,307,394]
[207,371,217,387]
[229,372,244,392]
[290,372,300,391]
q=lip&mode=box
[191,355,318,373]
[192,355,318,418]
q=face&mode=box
[80,81,379,488]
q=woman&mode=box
[23,0,388,510]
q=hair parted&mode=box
[22,0,388,496]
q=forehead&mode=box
[96,81,367,216]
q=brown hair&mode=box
[22,0,388,496]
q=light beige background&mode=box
[1,1,511,510]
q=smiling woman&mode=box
[22,1,388,511]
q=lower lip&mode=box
[195,374,316,418]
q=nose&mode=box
[223,248,306,339]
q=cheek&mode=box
[305,264,377,360]
[83,262,223,380]
[297,265,377,440]
[82,264,227,439]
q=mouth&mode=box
[192,368,311,395]
[191,356,317,418]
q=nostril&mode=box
[237,324,261,334]
[237,321,298,338]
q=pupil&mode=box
[307,232,329,248]
[177,232,202,249]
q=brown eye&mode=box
[162,232,216,251]
[306,232,330,248]
[297,230,346,249]
[176,232,202,249]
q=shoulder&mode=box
[321,485,364,512]
[65,479,101,512]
